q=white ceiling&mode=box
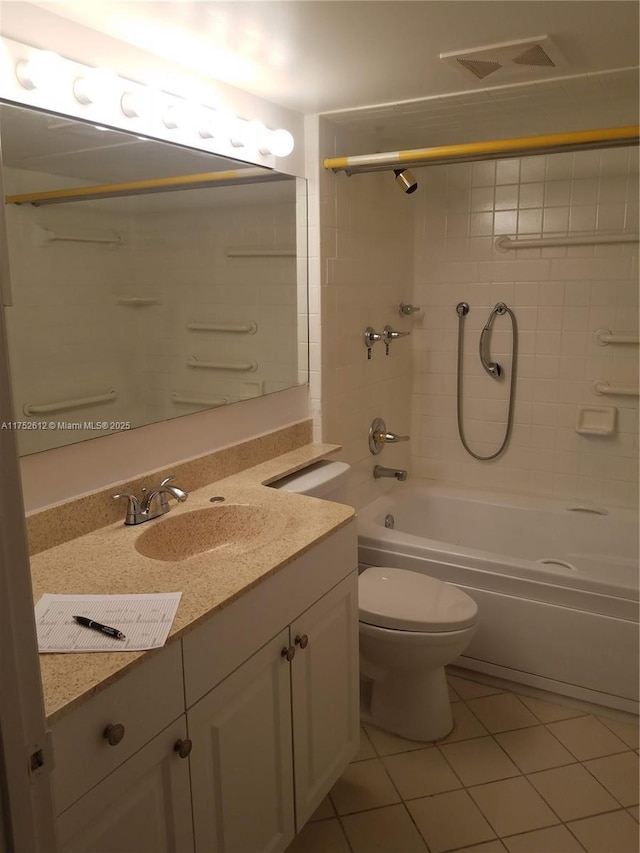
[27,1,640,115]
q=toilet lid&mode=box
[359,566,478,632]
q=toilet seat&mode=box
[359,566,477,632]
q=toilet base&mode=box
[363,665,453,742]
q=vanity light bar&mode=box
[1,39,295,163]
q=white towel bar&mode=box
[187,321,257,334]
[24,389,117,415]
[594,329,639,346]
[225,248,295,258]
[116,297,161,307]
[592,381,639,397]
[37,226,122,246]
[495,233,638,252]
[187,357,258,372]
[171,392,229,408]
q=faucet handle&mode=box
[159,475,176,487]
[113,493,142,525]
[383,325,411,340]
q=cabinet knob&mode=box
[281,645,295,662]
[294,634,309,649]
[174,738,193,759]
[103,723,125,746]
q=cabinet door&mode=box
[290,571,360,827]
[188,628,295,853]
[56,716,194,853]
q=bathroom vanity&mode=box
[29,443,358,853]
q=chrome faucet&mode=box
[373,465,408,481]
[113,476,188,525]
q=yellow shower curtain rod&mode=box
[323,126,640,175]
[5,167,286,206]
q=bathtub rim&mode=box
[357,483,639,608]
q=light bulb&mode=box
[162,103,181,130]
[246,120,268,150]
[197,107,220,139]
[121,89,151,119]
[73,68,120,105]
[263,128,295,157]
[15,51,65,90]
[229,118,251,148]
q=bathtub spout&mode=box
[374,465,408,481]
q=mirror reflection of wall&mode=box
[0,105,308,455]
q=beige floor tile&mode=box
[285,818,351,853]
[466,694,539,734]
[407,789,496,853]
[468,776,559,836]
[439,736,520,786]
[449,682,461,702]
[547,715,629,761]
[353,727,377,762]
[341,803,429,853]
[597,715,640,750]
[495,725,576,773]
[568,809,640,853]
[447,674,504,700]
[436,700,489,744]
[329,758,400,815]
[364,723,431,757]
[628,806,639,822]
[502,824,586,852]
[382,746,462,799]
[451,842,507,852]
[584,752,640,807]
[517,694,586,723]
[528,763,619,821]
[309,795,335,822]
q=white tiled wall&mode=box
[4,176,301,454]
[411,146,639,508]
[318,118,415,508]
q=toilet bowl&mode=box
[359,566,477,741]
[271,460,479,742]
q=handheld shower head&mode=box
[393,168,418,194]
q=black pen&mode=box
[73,615,126,640]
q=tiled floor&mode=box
[286,673,639,853]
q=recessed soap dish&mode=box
[575,406,617,436]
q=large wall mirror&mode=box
[0,103,307,455]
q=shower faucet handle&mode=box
[369,417,410,454]
[399,303,421,316]
[383,325,411,355]
[364,326,382,359]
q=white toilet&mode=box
[273,460,478,741]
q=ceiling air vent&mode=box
[441,35,567,82]
[457,59,502,80]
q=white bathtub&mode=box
[357,483,639,714]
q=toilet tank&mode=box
[271,460,350,502]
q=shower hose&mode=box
[455,301,518,461]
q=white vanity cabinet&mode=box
[51,641,193,853]
[183,522,359,853]
[187,628,296,853]
[50,520,358,853]
[56,715,194,853]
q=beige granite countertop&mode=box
[30,443,354,723]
